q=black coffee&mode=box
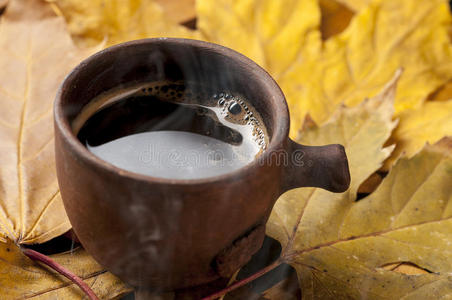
[74,81,268,179]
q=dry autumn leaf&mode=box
[197,0,322,81]
[385,99,452,168]
[281,0,452,135]
[47,0,200,47]
[0,241,131,299]
[0,0,129,298]
[0,0,89,244]
[266,75,452,298]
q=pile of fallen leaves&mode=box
[0,0,451,298]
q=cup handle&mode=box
[282,138,351,193]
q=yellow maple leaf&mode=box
[0,0,100,244]
[48,0,200,47]
[0,1,130,297]
[386,99,452,167]
[267,75,452,299]
[0,241,131,299]
[281,0,452,137]
[197,0,322,79]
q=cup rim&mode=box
[54,38,290,185]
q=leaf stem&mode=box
[22,248,100,300]
[219,269,240,300]
[201,259,283,300]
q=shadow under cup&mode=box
[54,38,291,289]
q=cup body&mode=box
[54,38,290,289]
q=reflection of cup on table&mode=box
[54,38,350,290]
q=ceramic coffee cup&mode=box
[54,38,350,290]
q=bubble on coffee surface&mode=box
[135,81,267,152]
[213,92,267,151]
[75,81,269,179]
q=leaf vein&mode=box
[22,190,59,241]
[16,34,33,242]
[23,270,107,298]
[22,136,53,163]
[286,216,452,258]
[283,188,317,254]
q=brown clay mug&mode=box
[54,38,350,290]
